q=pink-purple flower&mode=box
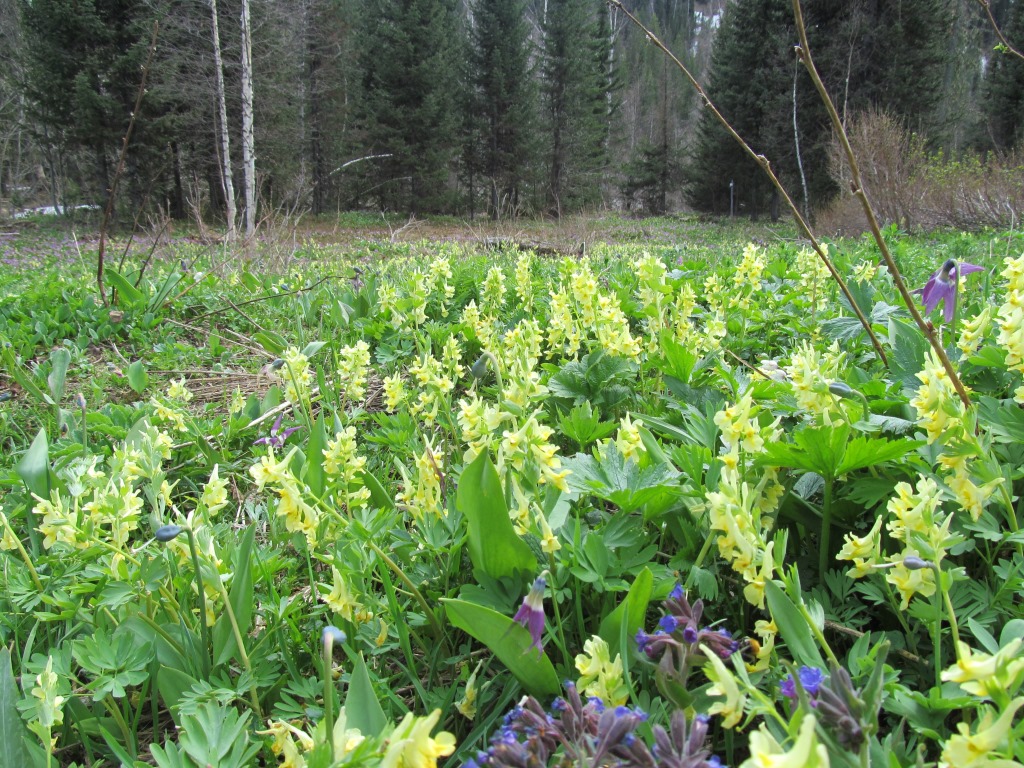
[253,414,301,448]
[918,258,984,323]
[512,577,547,653]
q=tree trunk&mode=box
[208,0,237,237]
[240,0,256,239]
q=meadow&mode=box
[1,213,1023,768]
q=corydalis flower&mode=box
[253,414,301,449]
[512,577,546,653]
[918,258,984,323]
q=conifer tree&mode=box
[542,0,614,215]
[358,0,461,213]
[469,0,538,218]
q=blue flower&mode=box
[512,577,547,653]
[798,666,825,696]
[918,258,984,323]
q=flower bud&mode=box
[154,524,184,542]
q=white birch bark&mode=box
[208,0,237,238]
[240,0,256,239]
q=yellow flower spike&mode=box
[740,714,829,768]
[836,515,884,578]
[702,647,747,729]
[381,709,456,768]
[939,698,1024,768]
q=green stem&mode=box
[546,558,569,668]
[322,634,336,763]
[1,510,44,592]
[796,594,840,668]
[212,574,264,721]
[184,529,212,677]
[932,580,943,690]
[683,532,717,592]
[819,476,834,581]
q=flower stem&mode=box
[819,476,834,582]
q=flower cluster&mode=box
[250,447,320,545]
[281,346,313,408]
[337,339,371,402]
[395,440,445,521]
[466,683,724,768]
[575,635,628,707]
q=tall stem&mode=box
[790,0,971,410]
[819,476,834,581]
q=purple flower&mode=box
[782,666,824,699]
[512,577,547,653]
[253,414,301,448]
[918,258,984,323]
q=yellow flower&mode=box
[321,566,362,622]
[381,710,456,768]
[836,515,884,578]
[942,640,1024,699]
[939,699,1024,768]
[456,670,478,720]
[740,715,829,768]
[201,464,230,515]
[702,647,747,729]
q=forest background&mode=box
[0,0,1022,230]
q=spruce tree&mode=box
[357,0,461,213]
[469,0,538,218]
[541,0,613,215]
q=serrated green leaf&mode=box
[442,598,560,697]
[564,443,681,513]
[456,452,536,580]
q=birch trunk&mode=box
[208,0,236,238]
[240,0,256,239]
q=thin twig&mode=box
[976,0,1024,61]
[190,273,351,321]
[96,21,159,306]
[607,0,889,368]
[791,0,972,410]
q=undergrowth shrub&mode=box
[820,108,1024,234]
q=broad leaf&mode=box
[16,429,52,500]
[765,580,825,669]
[212,525,256,666]
[127,360,148,394]
[0,648,31,768]
[598,567,653,660]
[343,654,388,736]
[46,347,71,403]
[442,598,560,697]
[456,452,536,580]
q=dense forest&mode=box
[0,0,1021,224]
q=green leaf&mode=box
[559,402,617,448]
[16,429,52,500]
[1,344,48,404]
[765,580,825,668]
[127,360,149,395]
[343,654,388,735]
[46,347,71,403]
[456,452,536,581]
[598,567,653,660]
[301,341,328,359]
[212,525,256,666]
[0,648,31,768]
[442,598,560,697]
[835,435,919,477]
[106,269,146,308]
[177,703,260,768]
[564,443,681,513]
[360,470,395,511]
[305,414,328,497]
